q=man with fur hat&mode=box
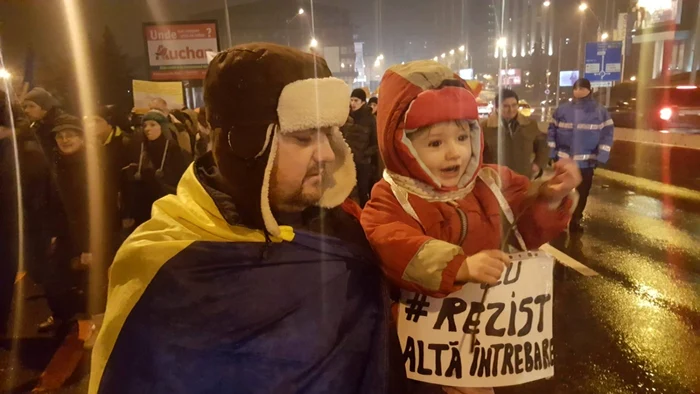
[90,43,389,394]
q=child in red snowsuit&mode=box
[360,61,581,393]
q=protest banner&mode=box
[132,80,184,110]
[398,251,555,388]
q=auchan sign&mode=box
[144,21,219,81]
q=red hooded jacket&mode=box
[361,61,572,298]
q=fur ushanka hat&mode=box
[204,43,355,237]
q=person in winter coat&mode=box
[340,115,375,206]
[349,88,379,205]
[193,107,212,158]
[548,78,614,232]
[482,89,549,178]
[121,110,189,228]
[22,87,64,164]
[84,105,131,180]
[89,43,390,394]
[0,93,52,340]
[40,114,120,335]
[368,96,378,116]
[360,61,581,393]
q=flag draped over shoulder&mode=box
[89,165,388,394]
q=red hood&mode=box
[376,61,483,194]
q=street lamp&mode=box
[374,59,381,68]
[449,49,455,55]
[630,76,637,81]
[459,45,465,52]
[378,54,385,61]
[0,69,10,80]
[578,2,588,11]
[433,56,439,61]
[543,0,551,6]
[601,32,609,41]
[310,38,318,48]
[441,53,446,59]
[298,8,304,15]
[496,37,507,49]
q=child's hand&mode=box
[457,250,510,285]
[540,158,582,202]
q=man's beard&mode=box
[270,165,330,212]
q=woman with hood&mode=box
[361,61,582,393]
[122,110,189,229]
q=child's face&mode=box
[408,121,472,187]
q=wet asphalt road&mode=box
[1,177,699,394]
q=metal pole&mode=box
[224,0,233,48]
[556,37,562,108]
[605,84,611,107]
[578,14,584,73]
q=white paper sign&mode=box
[398,251,555,388]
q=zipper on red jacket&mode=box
[447,201,468,246]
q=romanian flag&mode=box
[89,164,389,394]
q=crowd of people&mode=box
[1,41,614,394]
[0,88,211,343]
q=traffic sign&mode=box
[584,41,622,84]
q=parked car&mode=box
[608,85,700,132]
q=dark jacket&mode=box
[481,112,550,178]
[122,132,189,225]
[0,105,53,281]
[350,104,378,162]
[340,117,372,164]
[52,146,120,257]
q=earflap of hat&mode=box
[260,125,281,237]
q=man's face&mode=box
[499,97,519,121]
[55,129,84,155]
[408,121,472,188]
[573,87,591,99]
[149,99,169,114]
[269,127,336,212]
[83,115,112,144]
[350,98,364,112]
[23,101,47,122]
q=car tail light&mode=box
[659,107,673,121]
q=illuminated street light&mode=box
[441,53,446,58]
[601,32,609,40]
[310,38,318,48]
[496,37,507,48]
[341,62,345,69]
[0,69,10,79]
[298,8,305,15]
[374,59,381,68]
[378,54,385,61]
[543,0,551,6]
[578,2,588,11]
[433,56,439,61]
[449,49,455,55]
[459,45,465,52]
[630,75,637,81]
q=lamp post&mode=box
[577,3,587,73]
[286,8,307,46]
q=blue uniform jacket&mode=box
[547,96,614,169]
